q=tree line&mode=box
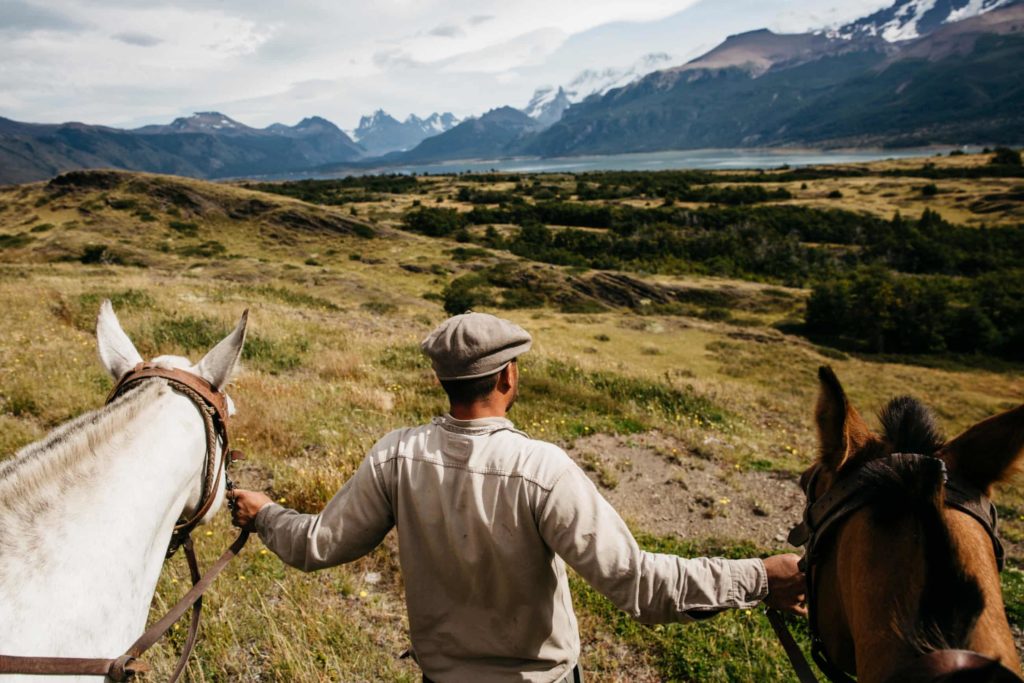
[403,203,1024,359]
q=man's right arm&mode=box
[247,453,395,572]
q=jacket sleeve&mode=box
[537,461,768,624]
[254,452,395,572]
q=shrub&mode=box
[177,240,226,258]
[442,273,492,314]
[169,220,199,236]
[403,207,466,237]
[80,244,125,265]
[0,233,33,249]
[990,147,1022,166]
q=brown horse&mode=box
[795,366,1022,683]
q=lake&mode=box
[293,146,976,179]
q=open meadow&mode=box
[1,151,1022,681]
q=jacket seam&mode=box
[379,451,559,492]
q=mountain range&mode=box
[0,112,362,185]
[411,0,1024,161]
[0,0,1021,184]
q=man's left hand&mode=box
[763,554,807,617]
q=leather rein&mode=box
[0,362,250,681]
[768,452,1020,683]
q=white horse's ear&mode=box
[196,310,248,389]
[96,299,144,381]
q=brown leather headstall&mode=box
[107,361,234,554]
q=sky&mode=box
[0,0,897,131]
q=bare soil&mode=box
[567,431,805,551]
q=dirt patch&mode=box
[567,431,805,551]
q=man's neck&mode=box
[449,403,507,420]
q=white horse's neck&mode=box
[0,382,214,679]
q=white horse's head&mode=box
[96,300,248,525]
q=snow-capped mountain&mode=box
[353,110,460,156]
[522,53,675,128]
[830,0,1016,41]
[135,111,253,135]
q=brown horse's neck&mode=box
[943,510,1020,671]
[823,510,1020,682]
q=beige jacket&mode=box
[256,415,768,683]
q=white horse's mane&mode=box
[0,382,167,503]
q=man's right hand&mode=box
[227,488,274,531]
[763,554,807,616]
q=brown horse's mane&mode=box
[853,396,985,654]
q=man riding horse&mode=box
[231,312,806,682]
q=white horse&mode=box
[0,301,247,682]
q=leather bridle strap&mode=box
[766,608,820,683]
[0,530,249,681]
[126,530,250,676]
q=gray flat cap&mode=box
[421,312,532,380]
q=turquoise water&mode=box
[299,146,975,178]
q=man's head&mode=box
[421,312,531,415]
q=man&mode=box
[230,312,805,683]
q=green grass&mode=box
[573,534,815,682]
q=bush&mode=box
[990,147,1022,166]
[80,244,125,265]
[403,207,467,237]
[921,183,939,196]
[442,273,493,315]
[177,240,226,258]
[169,220,199,236]
[0,233,33,249]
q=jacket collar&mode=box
[432,413,525,437]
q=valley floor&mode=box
[0,158,1021,680]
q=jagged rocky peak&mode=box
[357,109,400,132]
[352,109,460,155]
[830,0,1015,41]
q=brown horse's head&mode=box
[801,366,1023,683]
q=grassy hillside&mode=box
[0,163,1021,681]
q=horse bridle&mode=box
[107,362,238,556]
[0,362,250,681]
[768,452,1021,683]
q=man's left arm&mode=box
[537,461,804,623]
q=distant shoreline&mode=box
[254,145,981,181]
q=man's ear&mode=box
[496,362,514,393]
[940,403,1024,494]
[96,300,143,381]
[195,310,248,389]
[815,366,872,473]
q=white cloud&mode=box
[0,0,899,129]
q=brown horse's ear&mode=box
[815,366,872,472]
[940,403,1024,494]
